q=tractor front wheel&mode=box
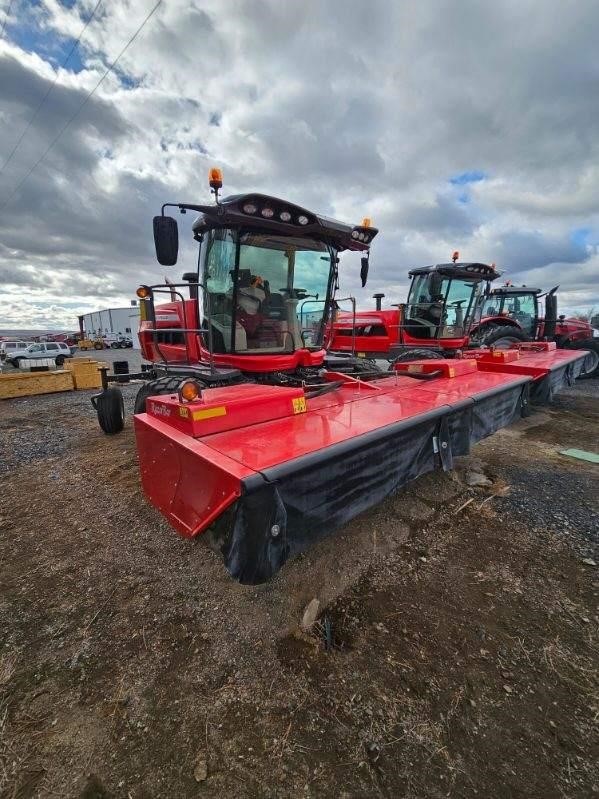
[94,388,125,435]
[388,348,442,370]
[477,324,529,349]
[568,340,599,379]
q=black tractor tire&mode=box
[388,348,443,370]
[55,355,66,366]
[96,388,125,435]
[94,342,104,350]
[477,324,529,349]
[351,358,383,376]
[134,376,185,414]
[111,342,120,349]
[567,339,599,379]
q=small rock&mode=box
[194,754,208,782]
[301,598,320,631]
[465,471,492,487]
[582,558,597,567]
[503,685,513,694]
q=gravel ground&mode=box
[0,375,597,798]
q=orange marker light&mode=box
[180,380,201,402]
[452,251,459,263]
[208,167,223,189]
[361,217,372,228]
[136,285,150,299]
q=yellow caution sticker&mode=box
[192,406,227,421]
[448,367,455,378]
[357,352,366,358]
[179,406,189,418]
[407,364,423,373]
[292,397,307,414]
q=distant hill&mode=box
[0,329,76,339]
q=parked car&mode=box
[0,341,30,361]
[10,341,74,367]
[105,334,134,349]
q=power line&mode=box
[0,0,163,212]
[0,0,14,39]
[0,0,104,179]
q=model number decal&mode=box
[292,397,307,414]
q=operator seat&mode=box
[265,292,286,320]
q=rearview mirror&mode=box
[153,215,179,266]
[360,256,369,288]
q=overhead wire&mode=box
[0,0,104,178]
[0,0,14,39]
[0,0,163,212]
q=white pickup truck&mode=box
[8,341,74,367]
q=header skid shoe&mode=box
[134,366,536,583]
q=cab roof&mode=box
[408,262,499,281]
[173,193,378,252]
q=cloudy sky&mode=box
[0,0,598,330]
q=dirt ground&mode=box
[0,380,597,798]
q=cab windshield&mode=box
[482,292,537,337]
[203,229,334,354]
[406,273,482,339]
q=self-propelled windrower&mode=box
[92,170,588,583]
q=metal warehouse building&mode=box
[80,303,141,348]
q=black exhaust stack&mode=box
[373,293,385,311]
[544,286,558,340]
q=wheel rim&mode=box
[582,349,599,374]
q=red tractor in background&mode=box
[328,254,599,377]
[468,284,599,376]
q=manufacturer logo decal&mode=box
[151,402,172,417]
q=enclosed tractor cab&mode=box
[328,254,498,363]
[470,285,599,378]
[92,175,589,584]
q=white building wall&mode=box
[82,305,141,348]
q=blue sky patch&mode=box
[7,1,85,73]
[570,227,592,247]
[449,170,487,186]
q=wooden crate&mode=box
[64,359,106,390]
[0,370,74,399]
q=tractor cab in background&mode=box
[478,285,543,339]
[404,261,495,341]
[328,254,498,361]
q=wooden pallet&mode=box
[0,370,75,400]
[64,359,107,390]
